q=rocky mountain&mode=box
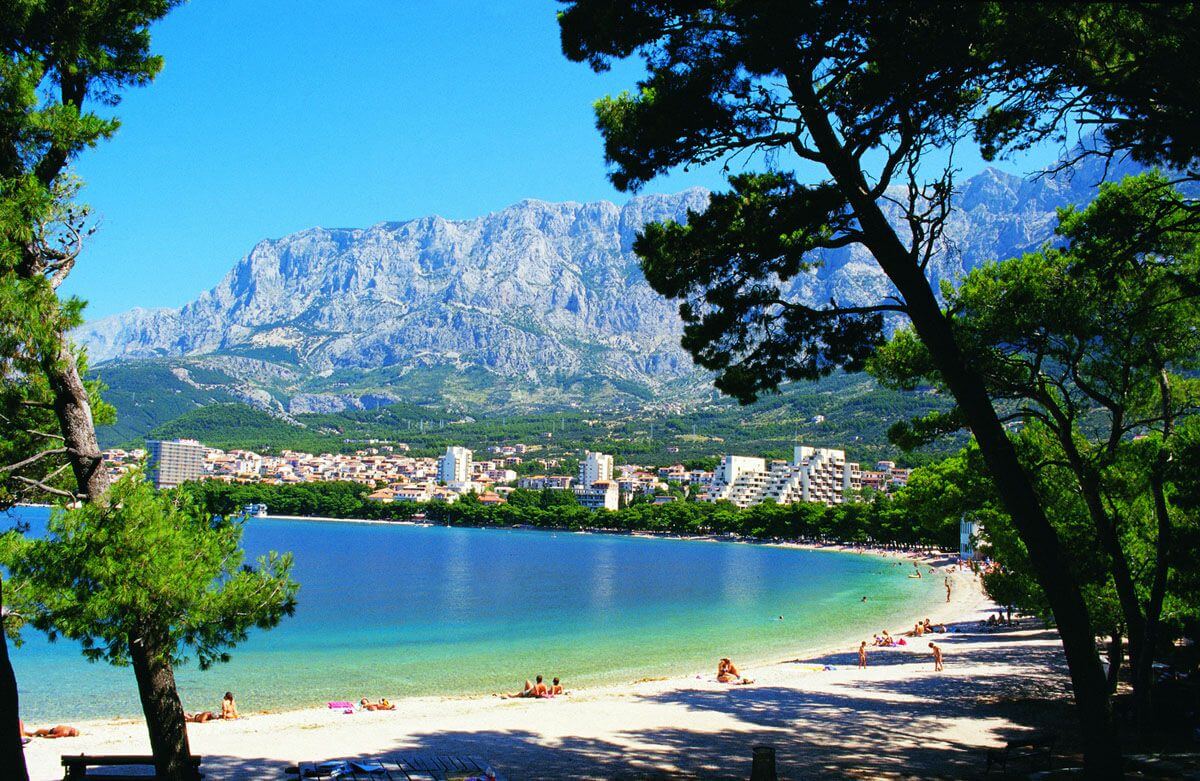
[77,157,1138,425]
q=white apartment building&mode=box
[439,446,473,485]
[705,447,861,508]
[579,451,614,488]
[574,480,619,511]
[146,439,207,489]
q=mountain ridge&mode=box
[78,158,1141,434]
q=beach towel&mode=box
[317,760,388,777]
[328,701,353,709]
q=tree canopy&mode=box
[559,1,1200,769]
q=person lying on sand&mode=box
[184,711,219,723]
[717,658,754,685]
[23,722,79,738]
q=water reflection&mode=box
[438,528,473,621]
[719,542,765,607]
[589,539,617,614]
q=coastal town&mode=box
[106,439,912,511]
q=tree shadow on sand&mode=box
[194,628,1077,780]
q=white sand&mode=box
[21,565,1077,779]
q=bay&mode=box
[5,506,940,722]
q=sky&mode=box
[64,0,1048,320]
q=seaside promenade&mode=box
[21,573,1080,780]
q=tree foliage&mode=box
[871,172,1200,728]
[558,2,1200,766]
[2,470,298,670]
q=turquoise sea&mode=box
[5,506,941,722]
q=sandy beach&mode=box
[20,565,1079,779]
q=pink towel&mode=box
[328,701,353,709]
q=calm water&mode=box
[5,506,940,721]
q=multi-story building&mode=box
[574,479,619,511]
[146,439,207,489]
[704,448,861,508]
[960,517,982,560]
[439,446,472,485]
[579,451,614,487]
[518,475,574,490]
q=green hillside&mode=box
[93,363,240,448]
[137,372,957,467]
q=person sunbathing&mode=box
[502,675,548,698]
[717,658,754,684]
[548,678,564,695]
[220,691,239,720]
[26,724,79,738]
[184,711,218,723]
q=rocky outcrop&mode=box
[76,157,1138,397]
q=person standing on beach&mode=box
[944,576,952,602]
[858,641,867,669]
[929,642,944,672]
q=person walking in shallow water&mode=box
[857,641,867,669]
[929,642,944,672]
[944,576,952,602]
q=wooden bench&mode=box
[62,753,203,780]
[986,731,1056,774]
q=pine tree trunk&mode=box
[0,578,30,781]
[43,338,109,502]
[792,80,1123,776]
[128,631,194,781]
[899,256,1121,775]
[1132,456,1173,744]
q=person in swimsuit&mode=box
[502,675,548,698]
[184,711,218,723]
[858,641,868,669]
[220,692,239,720]
[717,658,754,684]
[25,723,79,738]
[930,642,944,672]
[549,678,564,695]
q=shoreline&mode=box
[29,561,982,726]
[260,511,957,562]
[20,570,1007,780]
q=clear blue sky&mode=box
[65,1,1045,320]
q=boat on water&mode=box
[242,503,269,518]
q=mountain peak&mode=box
[75,169,1128,416]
